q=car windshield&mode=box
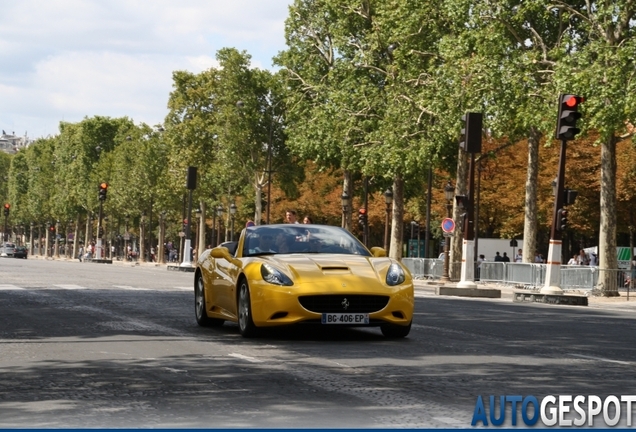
[242,225,371,257]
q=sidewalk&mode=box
[28,254,171,268]
[413,279,636,311]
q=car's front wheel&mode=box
[195,274,224,327]
[238,279,258,338]
[380,321,411,338]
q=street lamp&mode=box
[383,188,393,252]
[341,192,350,229]
[230,203,237,241]
[216,205,224,245]
[441,181,455,283]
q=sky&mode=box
[0,0,293,139]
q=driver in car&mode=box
[254,233,277,253]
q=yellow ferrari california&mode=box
[194,224,414,338]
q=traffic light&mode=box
[183,218,188,232]
[98,182,108,201]
[98,226,104,237]
[357,208,367,227]
[555,94,584,140]
[459,112,483,153]
[49,225,56,235]
[3,203,9,216]
[557,208,568,231]
[563,189,578,206]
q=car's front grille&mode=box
[298,295,390,313]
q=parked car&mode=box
[1,242,16,257]
[13,246,28,259]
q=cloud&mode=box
[0,0,291,138]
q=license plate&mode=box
[321,313,369,324]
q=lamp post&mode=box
[216,205,224,245]
[230,203,237,241]
[383,188,393,252]
[341,192,350,229]
[441,181,455,283]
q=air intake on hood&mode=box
[321,266,349,271]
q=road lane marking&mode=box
[52,284,86,290]
[173,286,192,290]
[112,285,151,291]
[570,354,630,365]
[0,284,23,290]
[228,353,263,363]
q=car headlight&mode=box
[260,263,294,286]
[386,263,405,286]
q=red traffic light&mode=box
[359,208,367,214]
[99,182,108,190]
[564,95,584,108]
[3,203,9,209]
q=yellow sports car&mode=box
[194,224,414,338]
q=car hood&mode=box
[260,254,395,286]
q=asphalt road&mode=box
[1,258,636,428]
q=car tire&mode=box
[195,274,224,327]
[238,279,258,338]
[380,321,412,338]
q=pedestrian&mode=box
[494,251,502,262]
[502,252,510,262]
[589,252,598,266]
[302,215,313,224]
[477,254,485,280]
[515,248,523,263]
[285,210,300,224]
[577,249,589,266]
[568,254,578,265]
[78,245,84,262]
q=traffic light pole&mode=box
[180,188,194,267]
[3,214,7,242]
[458,151,478,288]
[96,200,104,260]
[542,138,567,295]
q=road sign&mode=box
[123,233,131,240]
[178,231,186,237]
[441,218,455,233]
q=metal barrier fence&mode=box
[402,258,636,292]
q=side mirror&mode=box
[370,247,387,257]
[211,247,231,260]
[210,246,242,267]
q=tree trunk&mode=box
[451,148,468,280]
[342,170,352,231]
[389,175,404,260]
[73,213,80,260]
[599,134,619,296]
[522,126,541,263]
